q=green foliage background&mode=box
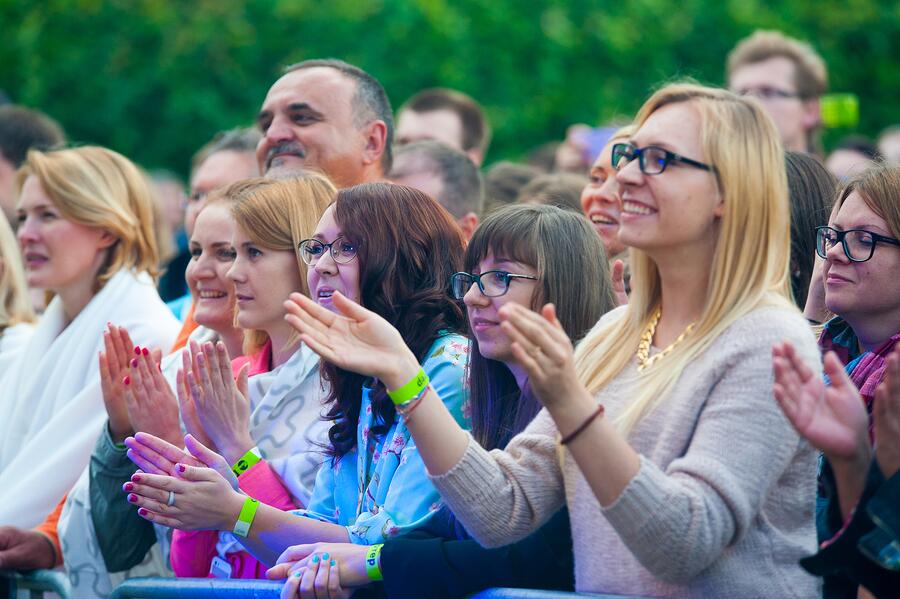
[2,0,898,176]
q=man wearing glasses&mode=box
[727,30,828,155]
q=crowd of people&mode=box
[0,28,898,599]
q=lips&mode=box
[235,293,254,302]
[22,251,48,268]
[316,287,336,305]
[621,200,656,216]
[825,272,853,284]
[470,316,500,332]
[197,289,228,300]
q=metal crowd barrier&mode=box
[0,569,71,599]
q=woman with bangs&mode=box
[0,146,180,529]
[269,203,615,598]
[0,214,34,378]
[283,84,822,597]
[123,183,470,577]
[119,175,335,581]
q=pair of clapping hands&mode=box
[773,341,900,479]
[100,324,254,465]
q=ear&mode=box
[97,229,119,250]
[465,148,484,168]
[360,120,388,168]
[457,212,479,241]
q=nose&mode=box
[313,249,338,277]
[597,177,622,210]
[16,215,40,245]
[614,155,644,186]
[463,278,489,308]
[226,256,246,283]
[824,236,850,264]
[264,114,294,142]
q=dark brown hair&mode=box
[322,183,466,459]
[402,88,491,155]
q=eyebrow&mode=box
[629,138,678,152]
[832,221,893,236]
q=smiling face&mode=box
[185,203,237,333]
[464,253,539,365]
[256,68,368,187]
[15,175,113,295]
[823,191,900,327]
[614,102,722,258]
[226,225,305,334]
[306,205,361,312]
[581,140,626,258]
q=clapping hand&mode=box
[874,346,900,478]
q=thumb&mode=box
[266,563,293,580]
[823,351,853,391]
[236,363,250,399]
[184,434,225,469]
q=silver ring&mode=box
[166,491,176,506]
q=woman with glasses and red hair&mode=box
[774,164,900,598]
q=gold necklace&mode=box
[636,307,695,372]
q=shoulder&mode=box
[719,303,819,362]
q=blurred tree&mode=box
[0,0,896,174]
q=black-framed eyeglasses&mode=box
[815,226,900,263]
[611,143,713,175]
[297,237,359,266]
[450,270,538,300]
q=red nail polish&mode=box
[134,346,141,355]
[130,358,138,368]
[138,508,148,516]
[123,376,131,386]
[123,482,134,491]
[177,464,186,473]
[128,493,138,503]
[142,347,149,356]
[132,474,141,482]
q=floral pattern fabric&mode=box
[295,334,470,544]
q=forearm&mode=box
[828,445,874,520]
[546,389,640,507]
[236,504,350,566]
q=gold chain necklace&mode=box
[636,307,695,372]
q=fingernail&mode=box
[312,555,319,564]
[142,347,149,356]
[138,508,148,516]
[330,559,336,567]
[322,553,329,561]
[130,358,138,368]
[123,376,131,386]
[128,493,138,503]
[293,571,302,578]
[134,346,141,355]
[123,482,134,492]
[132,474,141,482]
[177,464,186,473]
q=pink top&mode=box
[170,341,301,580]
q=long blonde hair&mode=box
[226,174,336,354]
[0,216,34,330]
[575,83,794,434]
[16,146,160,288]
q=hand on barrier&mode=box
[123,460,243,531]
[268,542,368,588]
[0,527,55,570]
[874,346,900,478]
[772,341,870,462]
[279,553,353,599]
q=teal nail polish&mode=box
[322,552,330,561]
[330,559,336,567]
[312,555,320,564]
[293,571,302,578]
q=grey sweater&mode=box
[432,305,822,598]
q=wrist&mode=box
[827,438,873,470]
[108,420,134,445]
[219,436,255,466]
[219,490,247,532]
[382,353,421,392]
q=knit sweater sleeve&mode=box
[430,408,566,548]
[600,308,821,583]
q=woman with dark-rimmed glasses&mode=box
[774,163,900,598]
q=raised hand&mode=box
[99,324,137,443]
[874,346,900,478]
[772,341,870,461]
[124,462,243,531]
[125,433,238,490]
[498,303,583,410]
[611,259,628,306]
[122,346,182,447]
[283,291,419,389]
[175,348,215,451]
[182,340,253,465]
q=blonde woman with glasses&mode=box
[283,83,822,597]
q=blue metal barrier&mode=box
[470,590,651,598]
[0,569,71,599]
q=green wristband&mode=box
[365,543,384,581]
[232,496,260,537]
[231,446,262,478]
[387,368,429,405]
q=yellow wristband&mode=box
[232,496,260,537]
[387,368,429,406]
[231,447,262,478]
[365,543,384,581]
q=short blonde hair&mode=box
[576,83,794,434]
[226,174,336,354]
[16,146,160,288]
[0,216,34,329]
[727,30,828,99]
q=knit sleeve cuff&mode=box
[91,421,135,477]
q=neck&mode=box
[506,362,529,393]
[265,321,299,368]
[842,312,900,352]
[56,278,100,327]
[216,326,245,360]
[650,244,714,346]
